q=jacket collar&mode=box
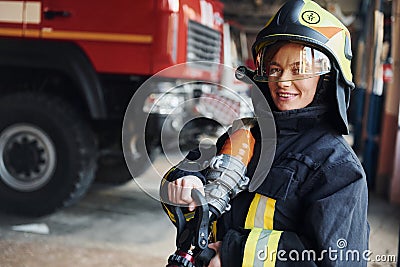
[273,106,329,135]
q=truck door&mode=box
[39,0,155,74]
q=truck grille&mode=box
[187,20,222,67]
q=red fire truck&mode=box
[0,0,224,216]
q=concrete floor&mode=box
[0,153,399,266]
[367,193,399,267]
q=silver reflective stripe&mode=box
[254,195,267,228]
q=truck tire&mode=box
[96,147,158,185]
[96,128,160,185]
[0,93,97,216]
[96,109,161,185]
[96,156,132,185]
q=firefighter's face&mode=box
[267,43,319,111]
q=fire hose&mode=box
[165,119,256,267]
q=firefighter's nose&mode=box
[276,70,293,87]
[277,78,292,87]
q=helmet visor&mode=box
[254,44,331,82]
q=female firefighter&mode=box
[161,0,369,266]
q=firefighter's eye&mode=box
[289,62,301,75]
[291,67,300,75]
[268,67,282,77]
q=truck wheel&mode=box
[96,134,160,185]
[0,93,97,216]
[96,106,161,185]
[96,156,133,185]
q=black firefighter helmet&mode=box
[252,0,354,134]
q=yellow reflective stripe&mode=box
[242,228,263,267]
[245,194,261,229]
[264,231,282,267]
[243,229,283,267]
[263,197,276,230]
[245,194,276,230]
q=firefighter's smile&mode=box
[276,92,299,100]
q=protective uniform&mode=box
[161,0,369,266]
[212,108,369,267]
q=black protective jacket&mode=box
[162,106,369,267]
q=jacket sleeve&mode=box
[220,162,369,267]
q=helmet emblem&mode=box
[301,11,320,24]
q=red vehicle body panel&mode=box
[0,0,223,77]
